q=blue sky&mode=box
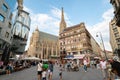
[23,0,114,51]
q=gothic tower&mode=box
[33,26,40,46]
[59,7,66,34]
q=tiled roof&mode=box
[39,31,58,41]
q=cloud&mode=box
[86,8,114,51]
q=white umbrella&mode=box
[23,56,40,60]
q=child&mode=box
[59,64,63,80]
[42,68,47,80]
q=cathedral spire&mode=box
[59,7,66,34]
[61,7,65,22]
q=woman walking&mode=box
[48,61,54,80]
[37,60,43,80]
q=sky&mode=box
[23,0,114,51]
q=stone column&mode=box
[51,44,53,56]
[41,43,43,59]
[56,44,57,56]
[46,44,49,59]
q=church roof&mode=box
[39,31,58,41]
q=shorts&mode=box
[59,72,62,76]
[42,77,46,80]
[38,71,42,75]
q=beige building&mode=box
[105,50,113,59]
[90,36,102,57]
[59,8,102,59]
[110,0,120,26]
[27,27,59,59]
[109,19,120,58]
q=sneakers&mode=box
[85,71,87,72]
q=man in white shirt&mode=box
[100,58,107,80]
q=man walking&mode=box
[100,58,107,80]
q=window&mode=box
[2,4,8,12]
[114,33,119,37]
[0,14,5,22]
[116,38,120,42]
[118,44,120,49]
[113,28,118,32]
[5,32,9,38]
[0,27,2,34]
[8,23,11,28]
[112,23,116,29]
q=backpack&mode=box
[42,63,48,70]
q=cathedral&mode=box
[27,27,59,59]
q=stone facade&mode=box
[59,8,102,59]
[27,27,59,59]
[109,19,120,58]
[110,0,120,26]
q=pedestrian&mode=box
[48,61,54,80]
[110,59,120,79]
[37,60,43,80]
[90,59,94,68]
[5,62,12,74]
[42,68,47,80]
[59,64,63,80]
[83,57,88,72]
[100,58,107,80]
[96,60,101,69]
[107,59,116,80]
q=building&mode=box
[90,36,102,57]
[11,0,31,54]
[27,27,59,59]
[0,0,31,64]
[110,0,120,26]
[109,19,120,59]
[59,8,102,60]
[105,50,113,59]
[0,0,17,62]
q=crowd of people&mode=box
[37,60,54,80]
[64,56,120,80]
[0,56,120,80]
[0,60,37,75]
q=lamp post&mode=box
[96,32,108,60]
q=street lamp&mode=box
[96,32,108,60]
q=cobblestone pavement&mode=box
[0,65,104,80]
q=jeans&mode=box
[84,65,87,71]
